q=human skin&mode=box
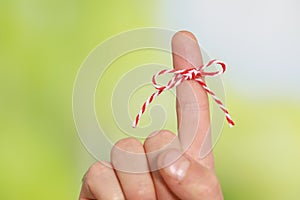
[79,31,224,200]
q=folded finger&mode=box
[158,149,223,200]
[144,130,181,200]
[79,161,124,200]
[111,137,156,200]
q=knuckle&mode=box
[144,130,176,147]
[84,162,109,182]
[179,100,209,113]
[112,137,143,156]
[114,137,142,149]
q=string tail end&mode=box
[132,121,137,128]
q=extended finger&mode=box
[172,31,214,168]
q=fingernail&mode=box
[159,149,190,181]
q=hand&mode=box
[79,31,224,200]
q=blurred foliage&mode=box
[0,0,156,199]
[215,93,300,199]
[1,0,300,199]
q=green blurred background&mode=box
[1,1,299,199]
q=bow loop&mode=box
[200,59,226,77]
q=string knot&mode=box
[132,59,235,128]
[177,68,200,80]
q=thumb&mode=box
[157,149,223,200]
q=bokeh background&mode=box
[1,0,299,199]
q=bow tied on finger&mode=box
[132,59,235,128]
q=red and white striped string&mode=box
[132,59,235,128]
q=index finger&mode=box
[172,31,214,169]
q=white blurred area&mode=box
[157,0,300,99]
